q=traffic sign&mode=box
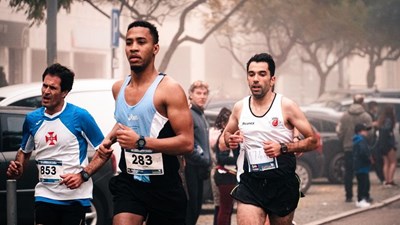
[111,9,120,48]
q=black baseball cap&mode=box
[355,123,371,133]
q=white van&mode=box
[0,79,117,137]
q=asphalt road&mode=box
[323,198,400,225]
[198,167,400,225]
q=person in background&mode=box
[6,63,110,225]
[337,94,372,203]
[377,104,397,187]
[223,53,318,225]
[185,80,212,225]
[99,20,194,225]
[367,101,384,184]
[0,66,8,87]
[209,113,223,225]
[213,107,239,225]
[353,123,373,208]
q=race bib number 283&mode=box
[124,149,164,176]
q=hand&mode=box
[227,130,243,149]
[263,141,281,158]
[116,123,139,149]
[98,139,115,159]
[6,161,23,179]
[60,173,84,189]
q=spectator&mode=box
[367,101,384,183]
[353,123,372,208]
[185,80,212,225]
[337,94,372,202]
[377,104,397,187]
[0,66,8,87]
[213,107,239,225]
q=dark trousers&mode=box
[185,164,204,225]
[356,173,370,201]
[371,147,384,183]
[344,151,354,200]
[217,184,235,225]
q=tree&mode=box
[356,0,400,87]
[215,0,300,70]
[5,0,247,71]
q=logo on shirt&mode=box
[128,114,139,121]
[271,117,279,127]
[242,121,255,125]
[45,132,58,146]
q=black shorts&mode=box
[109,173,187,225]
[35,201,89,225]
[230,173,300,217]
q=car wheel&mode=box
[296,160,312,194]
[85,195,106,225]
[327,152,345,184]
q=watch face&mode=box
[138,139,145,146]
[137,136,146,149]
[81,171,90,181]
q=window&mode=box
[1,113,25,152]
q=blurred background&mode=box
[0,0,399,105]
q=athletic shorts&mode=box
[231,173,301,217]
[35,202,88,225]
[109,173,187,225]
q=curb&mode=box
[304,194,400,225]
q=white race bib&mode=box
[246,147,278,172]
[37,160,64,183]
[124,149,164,175]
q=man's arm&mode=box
[284,97,318,153]
[147,77,193,155]
[6,149,32,179]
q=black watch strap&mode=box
[280,143,288,154]
[136,135,146,150]
[80,170,90,182]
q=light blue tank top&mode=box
[114,74,165,182]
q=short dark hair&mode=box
[42,63,74,92]
[246,53,275,76]
[127,20,159,44]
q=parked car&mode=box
[315,97,400,161]
[0,106,117,225]
[305,110,345,184]
[204,99,325,193]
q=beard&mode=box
[130,57,151,74]
[130,65,145,73]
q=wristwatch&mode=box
[136,135,146,150]
[80,170,90,182]
[280,143,289,154]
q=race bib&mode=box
[124,149,164,175]
[37,160,64,183]
[246,147,278,172]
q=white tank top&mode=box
[237,93,295,180]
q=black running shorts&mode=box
[231,173,300,217]
[109,173,187,225]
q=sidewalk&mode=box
[197,167,400,225]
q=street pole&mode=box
[47,0,57,66]
[7,180,17,225]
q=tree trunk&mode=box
[366,65,376,88]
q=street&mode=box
[198,167,400,225]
